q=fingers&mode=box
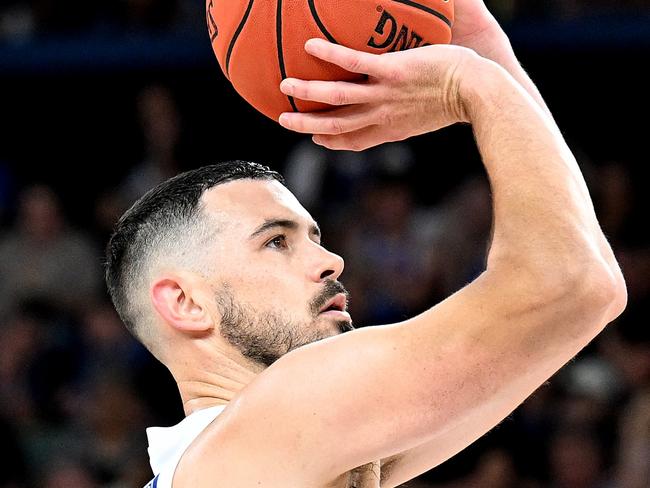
[304,38,388,77]
[312,125,400,152]
[280,78,377,106]
[279,106,375,135]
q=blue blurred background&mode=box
[0,1,648,487]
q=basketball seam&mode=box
[277,0,299,112]
[226,0,256,79]
[391,0,452,28]
[207,0,218,43]
[308,0,338,44]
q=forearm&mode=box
[471,29,626,311]
[467,27,601,211]
[463,59,609,280]
[463,24,597,208]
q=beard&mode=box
[216,279,354,368]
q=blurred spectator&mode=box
[339,172,437,325]
[115,84,184,208]
[285,139,365,212]
[426,176,492,296]
[94,187,129,245]
[0,184,102,316]
[0,306,42,429]
[94,84,186,245]
[0,299,87,485]
[78,301,141,381]
[70,374,150,486]
[285,140,416,215]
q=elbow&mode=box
[562,258,627,324]
[511,255,628,324]
[596,261,627,322]
[488,248,627,324]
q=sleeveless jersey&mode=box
[143,405,226,488]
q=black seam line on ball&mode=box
[207,1,218,43]
[226,0,255,78]
[308,0,339,44]
[391,0,452,28]
[277,0,299,112]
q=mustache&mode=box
[309,279,350,317]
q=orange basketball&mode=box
[206,0,454,121]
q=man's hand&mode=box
[450,0,509,59]
[278,38,481,151]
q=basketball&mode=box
[206,0,454,121]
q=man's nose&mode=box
[310,247,345,283]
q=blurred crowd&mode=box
[0,0,200,40]
[0,1,649,487]
[1,0,650,42]
[0,81,648,487]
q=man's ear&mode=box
[150,274,214,334]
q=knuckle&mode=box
[331,88,348,106]
[345,54,363,73]
[384,65,403,83]
[328,119,345,135]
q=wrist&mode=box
[457,56,514,124]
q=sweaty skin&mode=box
[153,2,627,487]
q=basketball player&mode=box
[105,1,627,487]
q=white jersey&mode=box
[144,405,226,488]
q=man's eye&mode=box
[266,235,287,249]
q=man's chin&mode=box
[325,318,355,336]
[309,318,353,340]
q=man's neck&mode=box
[172,349,264,416]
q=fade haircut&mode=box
[105,161,284,349]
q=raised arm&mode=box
[175,41,626,488]
[447,0,625,306]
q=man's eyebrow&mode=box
[249,218,321,240]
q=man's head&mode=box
[105,161,352,370]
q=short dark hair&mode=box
[105,161,284,344]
